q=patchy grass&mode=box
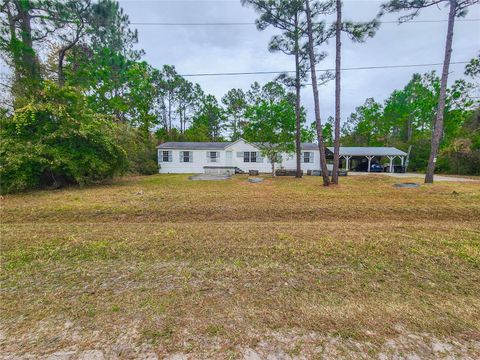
[1,174,479,358]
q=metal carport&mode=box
[327,147,408,172]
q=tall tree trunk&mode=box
[168,93,172,132]
[5,4,23,101]
[294,14,303,178]
[57,19,84,87]
[10,0,41,102]
[16,0,39,81]
[425,0,456,184]
[58,49,66,86]
[305,0,330,186]
[331,0,342,184]
[407,116,413,142]
[233,115,238,139]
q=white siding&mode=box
[158,139,329,174]
[282,151,321,172]
[225,139,272,173]
[159,149,219,174]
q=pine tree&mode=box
[241,0,308,178]
[380,0,479,183]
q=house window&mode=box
[161,150,172,162]
[303,152,312,163]
[180,151,192,162]
[243,151,257,163]
[208,151,219,163]
[162,151,172,162]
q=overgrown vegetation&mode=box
[1,1,479,193]
[342,66,479,174]
[0,83,128,193]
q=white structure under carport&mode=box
[329,147,407,172]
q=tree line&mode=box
[243,0,478,185]
[342,60,479,174]
[0,0,478,193]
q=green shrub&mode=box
[121,126,158,175]
[0,82,128,193]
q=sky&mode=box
[117,0,479,125]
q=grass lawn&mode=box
[1,174,480,359]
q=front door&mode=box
[226,151,233,166]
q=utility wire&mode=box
[0,61,470,80]
[129,18,480,26]
[179,61,470,77]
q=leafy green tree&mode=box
[438,110,480,175]
[152,65,204,135]
[464,53,480,99]
[60,0,145,120]
[54,0,91,86]
[1,0,56,101]
[380,0,479,183]
[1,1,38,82]
[177,80,203,134]
[323,116,334,146]
[343,70,475,172]
[246,81,288,104]
[120,126,158,175]
[192,95,225,141]
[465,53,480,79]
[242,0,308,178]
[0,82,128,193]
[342,98,385,145]
[222,88,247,140]
[243,99,298,177]
[88,0,143,60]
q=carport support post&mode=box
[388,156,395,173]
[343,155,351,170]
[366,156,374,172]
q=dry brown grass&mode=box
[1,174,479,358]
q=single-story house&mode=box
[156,138,407,174]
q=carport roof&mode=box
[326,146,407,156]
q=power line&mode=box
[129,18,480,26]
[179,61,470,77]
[0,61,470,80]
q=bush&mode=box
[121,126,158,175]
[437,110,480,175]
[0,83,128,193]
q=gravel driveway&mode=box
[348,172,479,182]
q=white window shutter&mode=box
[179,151,183,162]
[189,151,193,162]
[168,151,172,162]
[206,151,210,162]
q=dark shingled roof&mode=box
[157,141,406,157]
[158,141,326,151]
[157,142,233,150]
[301,143,320,150]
